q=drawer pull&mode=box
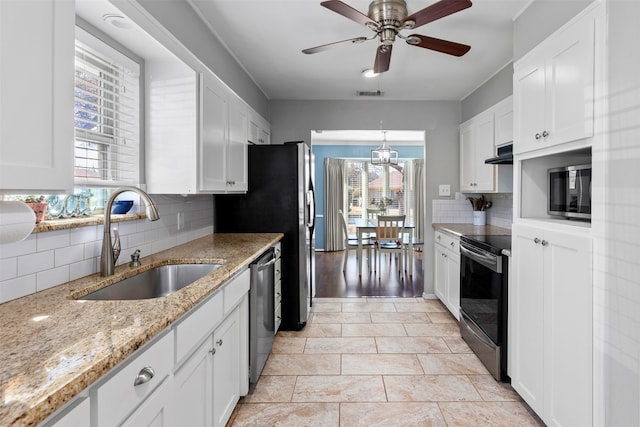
[209,348,216,355]
[216,339,223,346]
[133,366,155,386]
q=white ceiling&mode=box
[187,0,530,101]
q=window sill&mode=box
[32,213,147,234]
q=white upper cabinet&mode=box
[146,68,249,194]
[494,96,514,146]
[0,0,74,193]
[199,71,229,192]
[248,109,270,145]
[459,98,513,193]
[514,7,596,155]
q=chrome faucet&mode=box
[100,187,160,276]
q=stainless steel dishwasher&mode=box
[249,248,276,392]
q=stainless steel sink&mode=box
[80,264,221,300]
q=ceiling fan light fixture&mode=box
[362,68,379,78]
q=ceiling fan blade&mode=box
[374,45,392,74]
[402,0,472,29]
[302,36,368,54]
[321,0,377,27]
[407,34,470,56]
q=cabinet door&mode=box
[459,123,475,192]
[545,13,595,147]
[121,379,171,427]
[446,251,460,320]
[227,97,248,192]
[44,398,90,427]
[169,337,213,427]
[212,308,240,427]
[473,113,496,191]
[494,97,513,146]
[514,57,546,154]
[543,230,591,427]
[510,224,545,414]
[0,0,74,193]
[199,72,228,192]
[434,244,448,302]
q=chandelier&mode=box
[371,130,398,165]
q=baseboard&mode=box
[422,293,437,300]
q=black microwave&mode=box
[548,164,591,220]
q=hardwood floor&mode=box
[314,250,424,298]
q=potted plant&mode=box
[19,195,48,224]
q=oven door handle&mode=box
[460,243,501,273]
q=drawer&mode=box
[92,332,174,427]
[224,268,250,314]
[175,290,223,363]
[435,230,460,253]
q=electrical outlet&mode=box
[439,185,451,197]
[177,212,185,230]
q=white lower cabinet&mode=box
[510,223,592,427]
[120,379,172,427]
[433,230,460,320]
[168,269,249,427]
[43,268,251,427]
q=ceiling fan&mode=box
[302,0,472,74]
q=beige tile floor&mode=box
[230,298,543,427]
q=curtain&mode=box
[412,158,425,241]
[324,158,345,251]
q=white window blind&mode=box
[74,28,140,187]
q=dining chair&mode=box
[338,209,373,273]
[374,215,406,277]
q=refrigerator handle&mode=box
[306,189,316,229]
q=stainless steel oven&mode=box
[459,235,510,382]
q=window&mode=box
[74,28,140,188]
[345,159,417,227]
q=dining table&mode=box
[353,218,415,277]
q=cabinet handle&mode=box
[216,339,223,346]
[542,131,549,138]
[209,348,216,355]
[133,366,155,386]
[534,237,541,244]
[450,242,455,248]
[535,133,542,140]
[541,240,548,247]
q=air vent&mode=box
[356,90,384,97]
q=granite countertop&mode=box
[0,233,283,427]
[432,223,512,237]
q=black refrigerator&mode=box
[214,142,315,331]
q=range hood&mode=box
[485,144,513,165]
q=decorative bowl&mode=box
[111,200,134,214]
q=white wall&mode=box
[594,1,640,424]
[269,99,461,296]
[0,195,213,303]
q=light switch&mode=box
[439,185,451,197]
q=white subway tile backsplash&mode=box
[432,194,513,229]
[0,235,37,259]
[18,251,54,276]
[69,259,95,281]
[0,194,214,303]
[37,230,70,252]
[37,266,70,292]
[70,226,98,245]
[0,274,36,303]
[0,258,17,281]
[55,245,85,267]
